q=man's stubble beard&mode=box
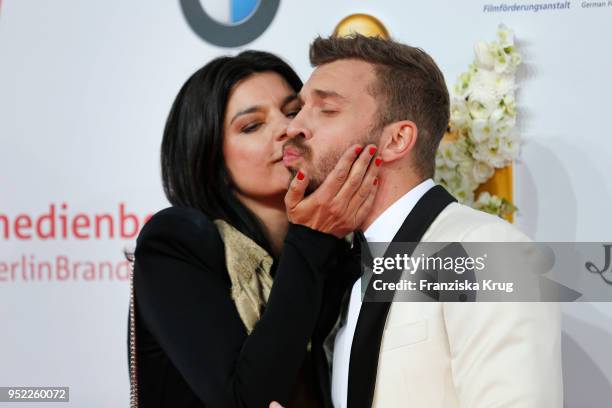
[285,126,381,195]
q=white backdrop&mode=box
[1,1,611,406]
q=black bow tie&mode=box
[351,230,374,277]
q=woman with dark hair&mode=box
[130,50,380,408]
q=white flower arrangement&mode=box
[435,24,521,218]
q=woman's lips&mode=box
[282,147,301,166]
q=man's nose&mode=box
[287,110,312,140]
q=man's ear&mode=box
[379,121,418,163]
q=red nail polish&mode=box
[373,178,379,186]
[355,146,363,155]
[369,146,377,155]
[297,171,304,181]
[375,157,383,167]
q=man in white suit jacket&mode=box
[278,34,563,407]
[336,183,563,408]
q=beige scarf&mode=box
[214,219,274,333]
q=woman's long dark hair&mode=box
[161,51,302,253]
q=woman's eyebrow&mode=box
[230,95,299,124]
[230,106,262,124]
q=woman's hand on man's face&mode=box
[284,143,382,238]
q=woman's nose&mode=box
[275,128,288,142]
[273,115,290,142]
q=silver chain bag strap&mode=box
[128,256,139,407]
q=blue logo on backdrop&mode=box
[180,0,280,47]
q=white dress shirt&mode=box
[330,178,435,408]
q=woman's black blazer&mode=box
[129,206,349,408]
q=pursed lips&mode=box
[282,146,302,166]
